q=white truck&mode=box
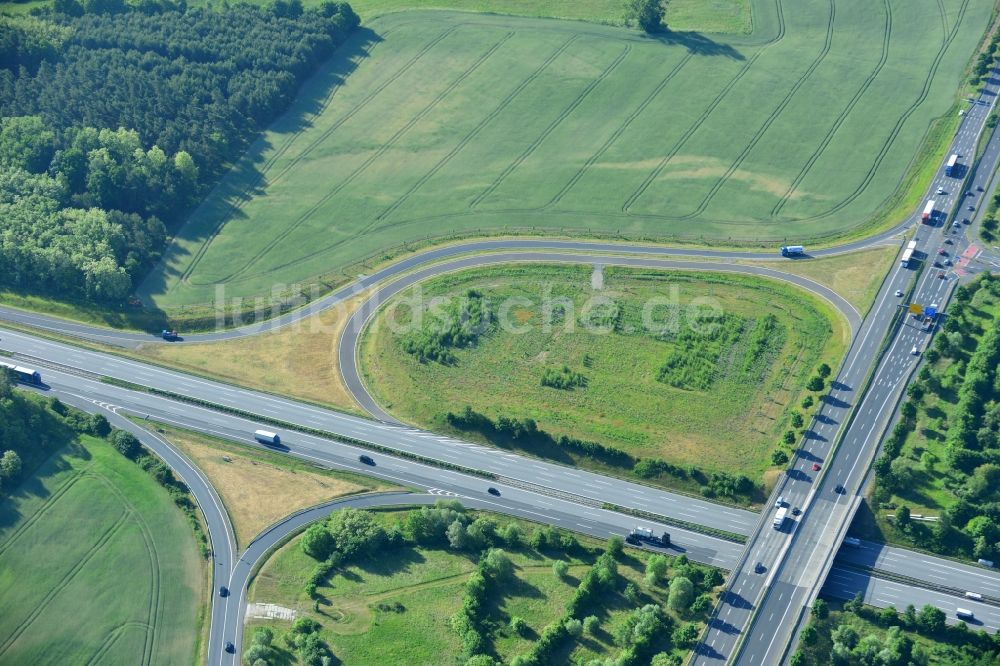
[254,429,280,446]
[773,506,788,529]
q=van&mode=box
[965,592,983,601]
[956,608,975,620]
[254,430,280,446]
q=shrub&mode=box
[553,560,570,579]
[690,593,713,614]
[564,618,583,637]
[109,429,141,459]
[608,536,625,559]
[667,576,694,611]
[771,449,789,465]
[583,615,600,635]
[510,616,528,635]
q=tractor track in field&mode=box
[0,468,89,558]
[468,43,632,209]
[247,34,585,281]
[619,0,787,214]
[218,29,514,285]
[798,0,972,222]
[0,508,130,657]
[678,0,837,220]
[770,0,892,218]
[376,35,581,222]
[178,23,461,286]
[542,51,696,210]
[87,621,150,666]
[98,478,165,666]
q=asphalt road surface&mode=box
[0,326,768,535]
[336,252,862,422]
[715,60,1000,666]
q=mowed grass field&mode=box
[145,0,992,308]
[361,265,846,479]
[0,436,204,665]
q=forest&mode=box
[0,0,359,302]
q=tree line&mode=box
[0,0,359,302]
[446,405,759,502]
[873,274,1000,561]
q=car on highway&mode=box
[219,585,228,597]
[963,217,971,224]
[224,642,235,653]
[792,506,801,516]
[968,205,975,211]
[835,484,845,494]
[894,289,903,297]
[911,345,919,355]
[811,463,821,471]
[936,187,945,194]
[755,561,766,574]
[487,487,500,496]
[775,495,787,508]
[359,454,375,465]
[978,185,984,191]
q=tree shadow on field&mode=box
[136,27,384,299]
[654,29,745,60]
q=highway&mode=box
[713,59,1000,665]
[30,382,997,665]
[0,327,762,537]
[0,60,998,666]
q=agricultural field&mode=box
[152,423,398,547]
[146,0,992,309]
[0,435,204,665]
[247,506,721,665]
[360,265,846,486]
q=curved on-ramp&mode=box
[336,251,865,422]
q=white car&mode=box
[937,187,945,195]
[895,289,903,297]
[911,345,919,355]
[775,495,787,508]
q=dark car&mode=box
[219,585,228,597]
[359,455,375,466]
[487,487,501,496]
[968,205,975,211]
[755,561,766,574]
[792,507,801,516]
[224,642,235,653]
[835,484,845,494]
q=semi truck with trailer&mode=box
[922,201,935,223]
[0,360,42,384]
[254,430,280,446]
[780,245,805,257]
[626,526,670,547]
[900,240,917,267]
[946,154,959,177]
